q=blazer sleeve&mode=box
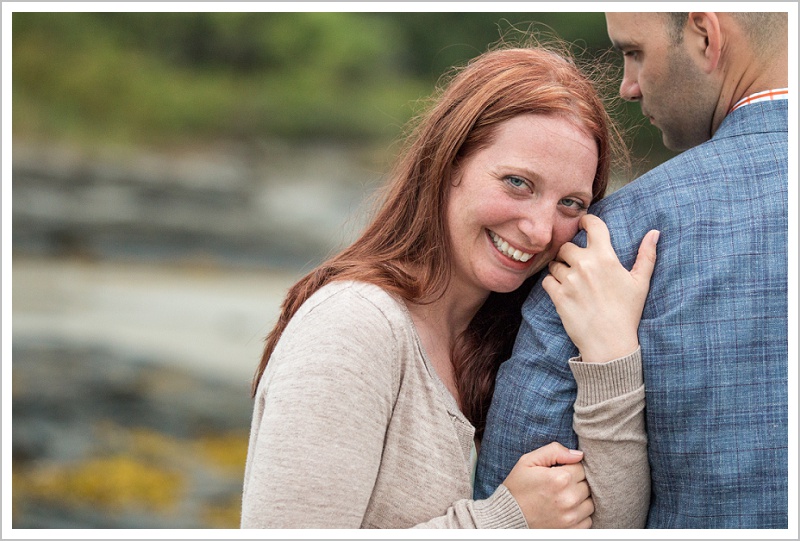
[474,276,581,499]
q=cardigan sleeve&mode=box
[411,484,527,529]
[569,348,650,529]
[240,286,399,528]
[415,349,649,530]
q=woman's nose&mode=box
[519,212,554,250]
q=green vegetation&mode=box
[12,11,672,164]
[12,13,594,141]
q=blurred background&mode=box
[9,10,676,529]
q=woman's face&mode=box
[446,113,598,301]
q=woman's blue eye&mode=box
[561,198,587,210]
[506,176,526,188]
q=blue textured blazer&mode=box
[474,100,788,528]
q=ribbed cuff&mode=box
[569,347,643,407]
[472,483,528,529]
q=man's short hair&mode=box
[665,12,786,50]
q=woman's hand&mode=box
[542,214,659,364]
[503,442,593,528]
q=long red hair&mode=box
[252,43,627,437]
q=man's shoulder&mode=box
[596,107,788,216]
[592,147,705,214]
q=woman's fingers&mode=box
[580,213,612,248]
[571,498,595,529]
[504,450,594,529]
[520,441,584,468]
[631,229,660,284]
[547,259,569,284]
[542,215,661,364]
[553,214,614,269]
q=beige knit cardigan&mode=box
[240,281,649,529]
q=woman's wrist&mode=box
[578,337,640,364]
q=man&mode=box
[474,12,789,528]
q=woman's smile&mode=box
[487,229,535,264]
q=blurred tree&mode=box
[12,11,673,166]
[371,12,612,82]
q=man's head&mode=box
[605,12,788,152]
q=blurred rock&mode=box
[12,341,252,528]
[12,140,385,270]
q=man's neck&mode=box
[710,14,788,135]
[712,51,788,135]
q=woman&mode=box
[241,44,656,529]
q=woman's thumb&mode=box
[631,229,660,283]
[523,442,584,468]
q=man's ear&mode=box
[686,12,721,73]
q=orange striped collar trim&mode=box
[729,88,789,113]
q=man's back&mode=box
[474,99,788,528]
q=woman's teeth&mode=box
[489,231,533,262]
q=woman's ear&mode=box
[686,12,722,73]
[449,160,464,187]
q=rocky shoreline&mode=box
[10,140,381,528]
[11,140,385,270]
[12,339,252,528]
